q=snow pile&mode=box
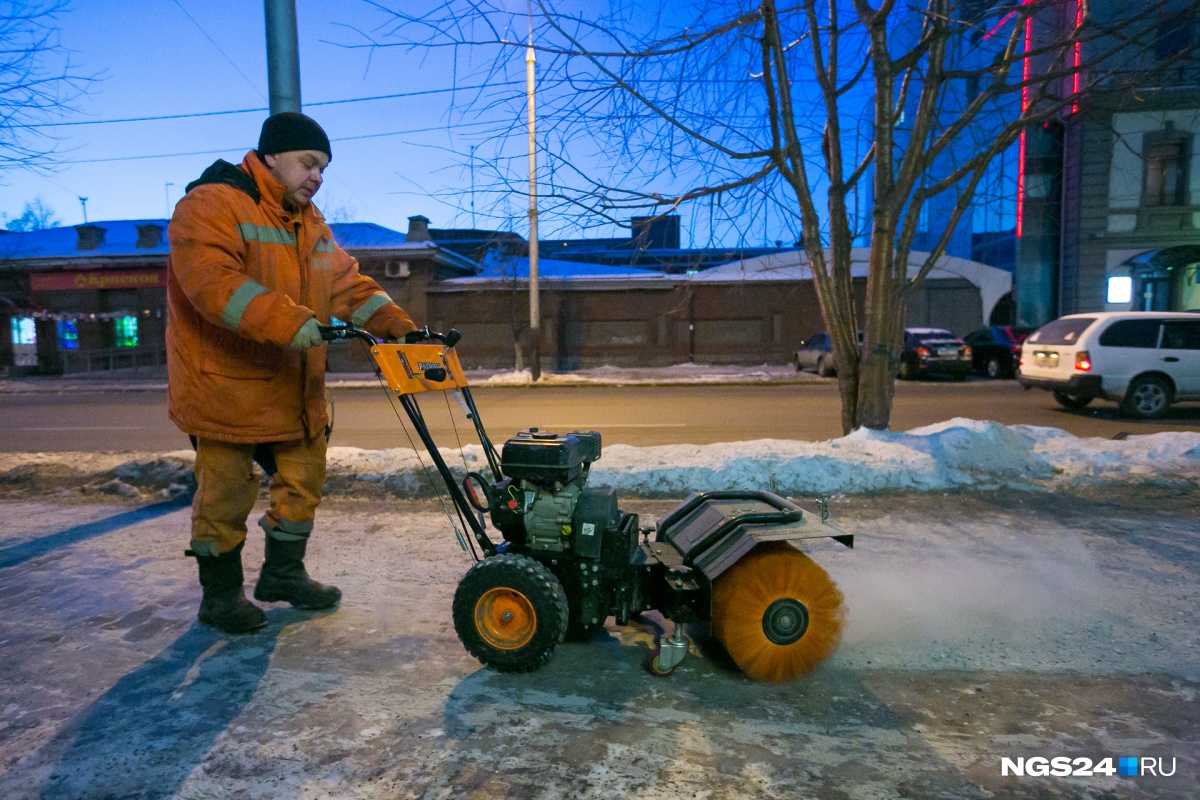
[472,362,804,386]
[591,419,1084,496]
[2,419,1196,499]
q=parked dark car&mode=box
[898,328,971,380]
[794,331,863,377]
[963,325,1036,379]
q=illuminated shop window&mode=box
[1106,276,1132,304]
[11,317,36,345]
[57,319,80,349]
[115,316,138,347]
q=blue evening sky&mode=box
[3,0,530,235]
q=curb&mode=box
[1,371,828,394]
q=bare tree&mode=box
[1,0,91,174]
[3,196,59,230]
[318,195,364,224]
[350,0,1196,431]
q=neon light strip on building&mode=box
[1017,12,1032,238]
[1072,0,1083,113]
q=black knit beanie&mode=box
[257,112,332,161]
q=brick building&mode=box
[0,218,476,376]
[1,216,1007,374]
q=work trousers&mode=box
[190,436,327,556]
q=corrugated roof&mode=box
[0,219,480,276]
[329,222,432,250]
[0,220,170,262]
[451,252,670,282]
[693,248,1013,321]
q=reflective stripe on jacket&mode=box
[167,150,415,443]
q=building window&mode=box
[114,316,138,347]
[1155,10,1195,61]
[56,320,79,350]
[1143,134,1189,207]
[11,317,36,345]
[1107,276,1133,304]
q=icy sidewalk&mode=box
[2,418,1197,500]
[0,490,1197,799]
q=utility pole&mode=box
[78,196,88,223]
[526,2,541,381]
[263,0,302,114]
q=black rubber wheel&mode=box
[1121,375,1172,420]
[898,359,914,380]
[986,356,1002,379]
[793,356,803,373]
[452,554,568,673]
[1053,391,1092,410]
[816,357,831,378]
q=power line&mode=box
[14,83,521,129]
[170,0,268,103]
[54,120,503,164]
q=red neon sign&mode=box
[1071,0,1083,113]
[1017,13,1032,238]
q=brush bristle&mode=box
[711,542,846,683]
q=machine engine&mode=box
[490,428,618,555]
[480,428,641,634]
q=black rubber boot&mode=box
[194,543,268,634]
[254,536,342,610]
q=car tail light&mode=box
[963,346,972,359]
[1018,355,1025,367]
[914,347,929,359]
[1074,351,1092,372]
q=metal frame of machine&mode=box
[321,325,853,681]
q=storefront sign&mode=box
[30,270,166,292]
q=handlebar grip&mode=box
[405,327,462,347]
[321,324,463,347]
[317,324,376,345]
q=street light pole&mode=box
[78,196,88,223]
[263,0,302,114]
[526,2,541,381]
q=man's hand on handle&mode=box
[289,318,323,350]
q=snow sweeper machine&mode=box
[321,324,853,682]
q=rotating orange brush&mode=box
[711,541,846,683]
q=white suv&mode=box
[1017,311,1200,419]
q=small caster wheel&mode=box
[647,645,677,678]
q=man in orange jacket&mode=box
[167,112,416,634]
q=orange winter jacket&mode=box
[167,151,415,443]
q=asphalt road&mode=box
[2,378,1199,452]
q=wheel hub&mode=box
[475,587,537,651]
[762,598,809,645]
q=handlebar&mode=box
[406,326,462,347]
[317,324,462,348]
[317,324,377,345]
